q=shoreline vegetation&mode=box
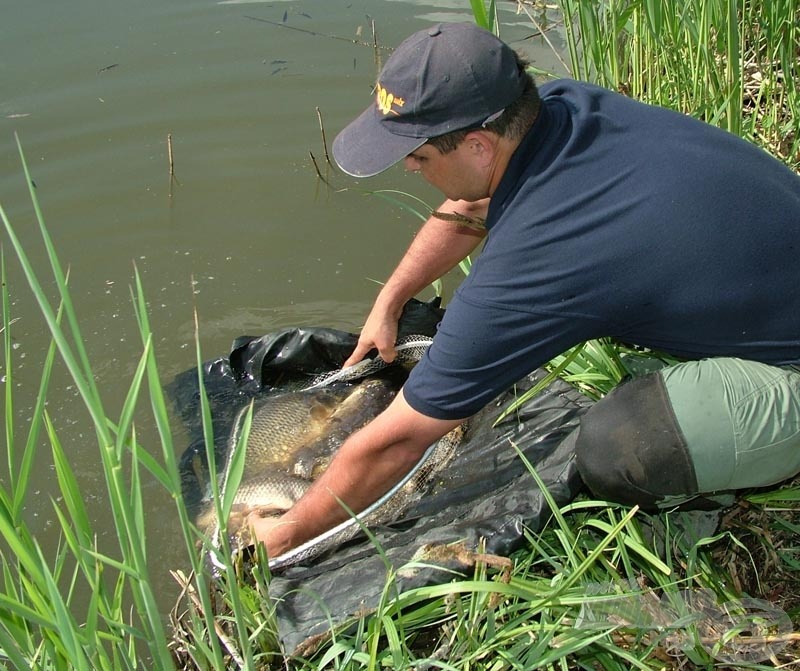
[1,1,798,669]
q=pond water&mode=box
[1,0,564,613]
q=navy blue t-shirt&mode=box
[403,79,800,420]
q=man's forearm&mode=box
[257,391,465,558]
[376,198,488,313]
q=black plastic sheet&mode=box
[168,298,592,654]
[268,373,589,654]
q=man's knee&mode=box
[574,372,698,510]
[662,358,800,491]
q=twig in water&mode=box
[316,107,332,166]
[371,18,381,70]
[167,133,180,198]
[308,151,331,187]
[167,133,175,177]
[245,15,392,51]
[514,1,571,75]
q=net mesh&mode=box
[302,335,434,388]
[209,334,463,571]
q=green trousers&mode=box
[574,358,800,509]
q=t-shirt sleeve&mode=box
[401,290,594,420]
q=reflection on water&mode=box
[0,0,561,613]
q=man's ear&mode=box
[464,130,489,151]
[464,130,498,164]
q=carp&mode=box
[239,377,397,479]
[198,337,464,570]
[197,377,399,545]
[195,473,310,540]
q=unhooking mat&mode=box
[169,298,592,654]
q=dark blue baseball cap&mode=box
[332,22,525,178]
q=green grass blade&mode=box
[47,412,93,545]
[220,406,249,523]
[493,343,586,425]
[2,251,14,480]
[362,189,432,222]
[36,544,89,671]
[0,195,110,449]
[0,622,33,671]
[13,134,105,419]
[582,518,671,575]
[469,0,495,32]
[2,250,69,525]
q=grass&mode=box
[0,1,799,669]
[554,0,799,172]
[0,135,279,669]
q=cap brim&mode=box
[332,104,428,178]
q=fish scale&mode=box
[237,385,353,472]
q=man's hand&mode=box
[245,509,297,560]
[342,199,488,370]
[342,302,401,368]
[243,391,466,562]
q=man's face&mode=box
[403,140,489,202]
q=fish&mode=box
[201,338,465,570]
[195,473,310,542]
[236,377,397,478]
[292,377,398,479]
[268,421,466,571]
[303,336,435,390]
[198,377,399,549]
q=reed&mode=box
[0,136,272,669]
[555,0,799,171]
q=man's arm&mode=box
[247,390,465,559]
[342,198,489,367]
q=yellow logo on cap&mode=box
[376,83,405,116]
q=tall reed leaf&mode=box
[0,138,180,668]
[469,0,497,33]
[555,0,799,170]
